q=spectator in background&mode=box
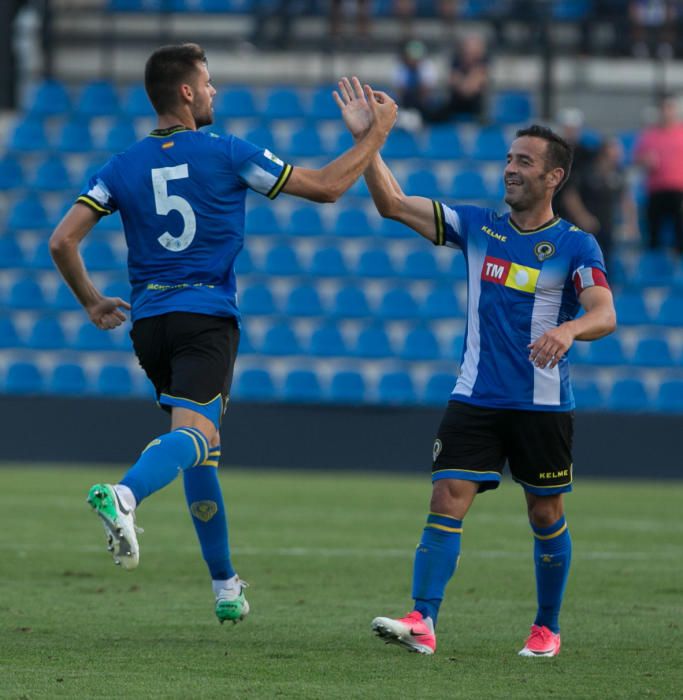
[629,0,677,59]
[0,0,29,110]
[329,0,371,46]
[578,138,639,269]
[442,33,489,121]
[553,108,600,234]
[634,94,683,254]
[392,39,438,127]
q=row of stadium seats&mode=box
[23,78,535,125]
[2,358,680,412]
[106,0,595,21]
[2,312,682,366]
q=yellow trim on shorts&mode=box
[514,470,573,491]
[432,468,501,477]
[160,392,222,407]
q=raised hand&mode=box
[333,76,373,139]
[87,296,131,330]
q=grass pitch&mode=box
[1,465,681,699]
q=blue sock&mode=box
[183,446,234,581]
[120,427,209,505]
[412,513,463,627]
[531,515,572,634]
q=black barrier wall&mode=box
[0,396,681,478]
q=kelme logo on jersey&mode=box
[481,256,539,294]
[534,241,556,262]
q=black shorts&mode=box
[130,312,240,429]
[432,401,574,495]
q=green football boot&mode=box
[215,577,250,624]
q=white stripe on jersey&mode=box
[454,245,486,397]
[530,280,564,405]
[240,161,278,196]
[442,206,463,250]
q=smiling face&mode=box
[503,136,563,212]
[188,61,216,128]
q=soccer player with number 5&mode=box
[49,45,396,624]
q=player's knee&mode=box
[527,495,563,527]
[430,479,477,519]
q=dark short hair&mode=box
[144,43,207,115]
[515,124,573,193]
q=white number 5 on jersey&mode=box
[151,164,196,252]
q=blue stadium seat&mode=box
[0,155,24,190]
[377,371,416,404]
[630,250,676,287]
[333,208,374,238]
[355,248,396,277]
[288,126,324,158]
[0,316,22,348]
[27,316,66,350]
[423,125,465,160]
[285,284,324,316]
[282,370,322,403]
[631,337,674,367]
[655,292,683,326]
[382,130,419,159]
[49,363,88,396]
[404,169,440,198]
[309,85,339,120]
[243,125,279,151]
[4,361,44,394]
[73,322,115,351]
[97,365,133,396]
[53,283,81,311]
[287,205,327,237]
[27,79,71,117]
[234,368,275,400]
[553,0,592,19]
[583,335,626,365]
[400,325,440,361]
[656,380,683,412]
[0,237,25,268]
[264,87,305,120]
[470,126,507,161]
[614,291,650,325]
[607,378,649,412]
[400,249,441,279]
[240,284,276,315]
[8,196,50,231]
[572,379,604,410]
[354,324,392,358]
[423,372,454,405]
[245,206,281,235]
[76,81,120,118]
[451,169,489,199]
[57,120,94,153]
[450,333,465,360]
[8,276,46,309]
[377,287,419,320]
[31,156,73,192]
[491,91,533,124]
[82,240,122,271]
[329,370,366,404]
[28,241,55,270]
[215,87,258,118]
[104,120,138,152]
[331,285,370,318]
[261,322,301,355]
[9,118,50,152]
[309,247,348,277]
[421,284,461,318]
[263,245,302,276]
[122,84,154,118]
[377,217,414,239]
[309,322,347,357]
[234,247,254,275]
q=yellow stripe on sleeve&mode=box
[76,195,110,214]
[432,200,445,246]
[267,163,293,199]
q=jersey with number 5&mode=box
[76,125,292,322]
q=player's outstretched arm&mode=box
[528,286,616,369]
[49,204,131,330]
[281,80,397,203]
[334,77,437,242]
